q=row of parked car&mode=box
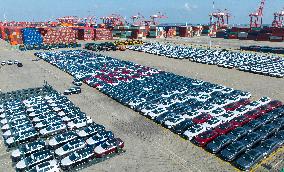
[0,84,124,172]
[240,45,284,54]
[34,50,283,170]
[19,43,81,51]
[1,60,23,67]
[128,42,284,78]
[85,42,117,52]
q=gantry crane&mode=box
[131,13,146,26]
[249,0,265,28]
[150,12,168,25]
[272,8,284,28]
[100,14,128,27]
[209,9,231,28]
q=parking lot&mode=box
[0,39,283,172]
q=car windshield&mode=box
[70,152,79,161]
[25,157,33,164]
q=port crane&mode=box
[150,12,168,25]
[131,13,146,26]
[100,14,128,27]
[209,9,231,28]
[272,8,284,28]
[249,0,265,28]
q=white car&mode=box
[217,111,238,123]
[128,98,146,108]
[16,150,53,171]
[55,138,86,157]
[28,160,61,172]
[67,116,92,130]
[164,115,185,129]
[210,108,226,117]
[245,101,262,110]
[77,124,105,137]
[183,124,207,140]
[258,97,271,105]
[60,146,94,170]
[11,139,46,161]
[39,123,66,136]
[233,106,250,116]
[183,111,201,119]
[49,131,78,148]
[146,107,168,119]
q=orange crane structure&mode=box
[249,0,265,28]
[209,9,231,37]
[272,8,284,28]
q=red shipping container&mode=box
[77,27,94,41]
[94,28,113,40]
[39,27,76,45]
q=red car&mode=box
[257,100,283,114]
[193,130,219,147]
[224,99,251,111]
[267,100,283,110]
[244,109,262,120]
[192,113,212,124]
[94,138,124,158]
[230,115,251,127]
[214,122,236,135]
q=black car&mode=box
[172,119,194,134]
[17,63,23,67]
[255,124,279,140]
[271,130,284,145]
[239,132,262,149]
[206,135,233,154]
[226,127,248,142]
[255,138,281,157]
[155,111,176,124]
[271,117,284,130]
[257,113,276,124]
[234,149,264,171]
[219,141,247,162]
[242,120,263,133]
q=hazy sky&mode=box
[0,0,283,24]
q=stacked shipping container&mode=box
[22,28,43,45]
[94,28,113,40]
[39,27,76,45]
[77,27,94,41]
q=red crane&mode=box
[131,13,146,26]
[209,9,231,28]
[100,14,128,27]
[150,12,168,25]
[249,0,265,28]
[272,8,284,28]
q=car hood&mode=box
[61,156,73,166]
[16,159,27,169]
[11,149,21,158]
